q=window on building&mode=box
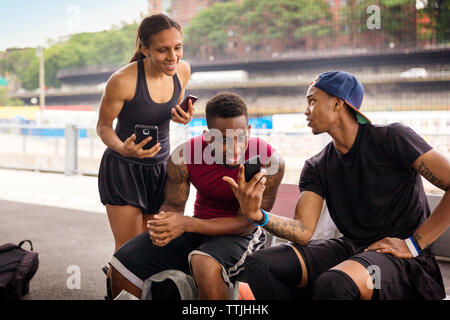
[254,44,263,51]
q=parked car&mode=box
[400,68,428,79]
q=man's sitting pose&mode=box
[109,91,285,299]
[224,71,448,300]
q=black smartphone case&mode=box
[244,155,261,182]
[135,125,158,150]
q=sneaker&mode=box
[114,290,139,300]
[101,264,112,300]
[101,264,109,276]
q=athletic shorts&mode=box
[288,237,445,300]
[110,226,266,290]
[98,148,167,214]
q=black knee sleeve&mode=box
[244,252,273,293]
[244,248,303,300]
[313,269,360,300]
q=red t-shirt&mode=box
[185,135,274,219]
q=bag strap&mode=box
[18,240,33,251]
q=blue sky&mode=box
[0,0,148,51]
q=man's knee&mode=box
[313,269,360,300]
[191,254,222,283]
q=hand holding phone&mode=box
[244,155,261,182]
[177,94,198,117]
[134,125,158,150]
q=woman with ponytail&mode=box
[96,14,193,298]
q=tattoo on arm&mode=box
[160,148,190,212]
[264,215,306,243]
[259,153,307,242]
[412,231,429,250]
[417,161,445,190]
[260,152,285,211]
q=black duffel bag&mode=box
[0,240,39,300]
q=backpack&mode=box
[0,240,39,300]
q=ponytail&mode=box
[130,40,145,63]
[130,50,145,63]
[128,48,145,63]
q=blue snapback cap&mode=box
[311,71,370,124]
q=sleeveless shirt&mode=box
[111,58,181,165]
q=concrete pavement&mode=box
[0,168,196,300]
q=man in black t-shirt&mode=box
[224,71,449,300]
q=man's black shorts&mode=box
[289,237,445,300]
[110,227,266,290]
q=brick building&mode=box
[147,0,421,61]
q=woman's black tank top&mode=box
[112,58,181,165]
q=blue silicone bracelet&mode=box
[256,209,269,227]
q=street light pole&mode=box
[36,46,45,112]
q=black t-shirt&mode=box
[299,123,433,247]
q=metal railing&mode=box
[0,123,448,195]
[0,124,101,176]
[0,123,329,176]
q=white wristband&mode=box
[405,238,419,257]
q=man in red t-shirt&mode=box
[109,91,285,299]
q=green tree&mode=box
[0,22,138,90]
[0,87,24,106]
[419,0,450,44]
[184,0,333,57]
[184,2,240,57]
[240,0,333,47]
[0,48,39,90]
[341,0,417,48]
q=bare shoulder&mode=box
[177,60,191,87]
[167,143,190,183]
[106,62,139,101]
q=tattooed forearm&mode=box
[417,161,445,190]
[412,232,430,250]
[264,214,307,244]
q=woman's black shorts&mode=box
[98,148,167,214]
